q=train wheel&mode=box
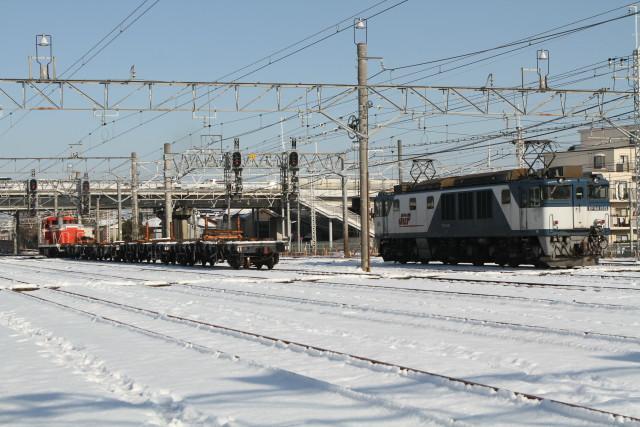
[266,257,275,270]
[228,256,242,269]
[255,263,263,270]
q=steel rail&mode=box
[11,287,638,426]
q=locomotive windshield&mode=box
[588,184,608,199]
[543,185,571,200]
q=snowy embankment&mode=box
[1,256,639,426]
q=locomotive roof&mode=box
[390,165,594,194]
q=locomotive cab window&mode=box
[374,200,385,217]
[588,184,608,199]
[426,196,434,209]
[409,197,417,211]
[501,189,511,204]
[576,187,584,200]
[543,185,571,200]
[393,199,400,211]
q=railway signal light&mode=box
[80,178,91,215]
[27,178,38,214]
[288,151,299,169]
[28,178,38,194]
[232,151,242,169]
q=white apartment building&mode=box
[546,125,636,252]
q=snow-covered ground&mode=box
[1,255,639,426]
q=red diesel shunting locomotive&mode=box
[41,215,91,247]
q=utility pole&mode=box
[357,41,370,272]
[341,155,350,258]
[310,177,317,255]
[629,190,634,255]
[633,5,640,260]
[95,197,100,243]
[13,211,19,255]
[163,143,173,239]
[130,152,139,240]
[328,219,333,252]
[297,198,301,253]
[397,139,403,184]
[116,179,122,241]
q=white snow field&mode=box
[1,256,639,426]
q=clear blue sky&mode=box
[0,0,636,178]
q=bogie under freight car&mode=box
[374,167,609,268]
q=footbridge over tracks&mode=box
[0,177,394,236]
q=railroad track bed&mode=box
[2,256,640,424]
[1,287,638,426]
[3,259,640,341]
[5,257,640,310]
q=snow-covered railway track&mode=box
[0,289,444,427]
[3,262,637,343]
[8,259,640,302]
[3,263,635,346]
[7,287,639,427]
[167,282,640,346]
[23,260,640,292]
[236,276,637,311]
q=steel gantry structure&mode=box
[0,78,632,117]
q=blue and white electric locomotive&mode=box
[374,166,609,268]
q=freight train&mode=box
[39,215,286,269]
[374,167,609,268]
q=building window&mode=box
[409,197,416,211]
[427,196,434,209]
[457,192,474,220]
[616,182,629,200]
[477,190,493,219]
[441,193,456,220]
[393,199,400,211]
[617,155,629,172]
[501,189,511,204]
[593,154,606,169]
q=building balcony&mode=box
[611,216,633,228]
[615,162,631,172]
